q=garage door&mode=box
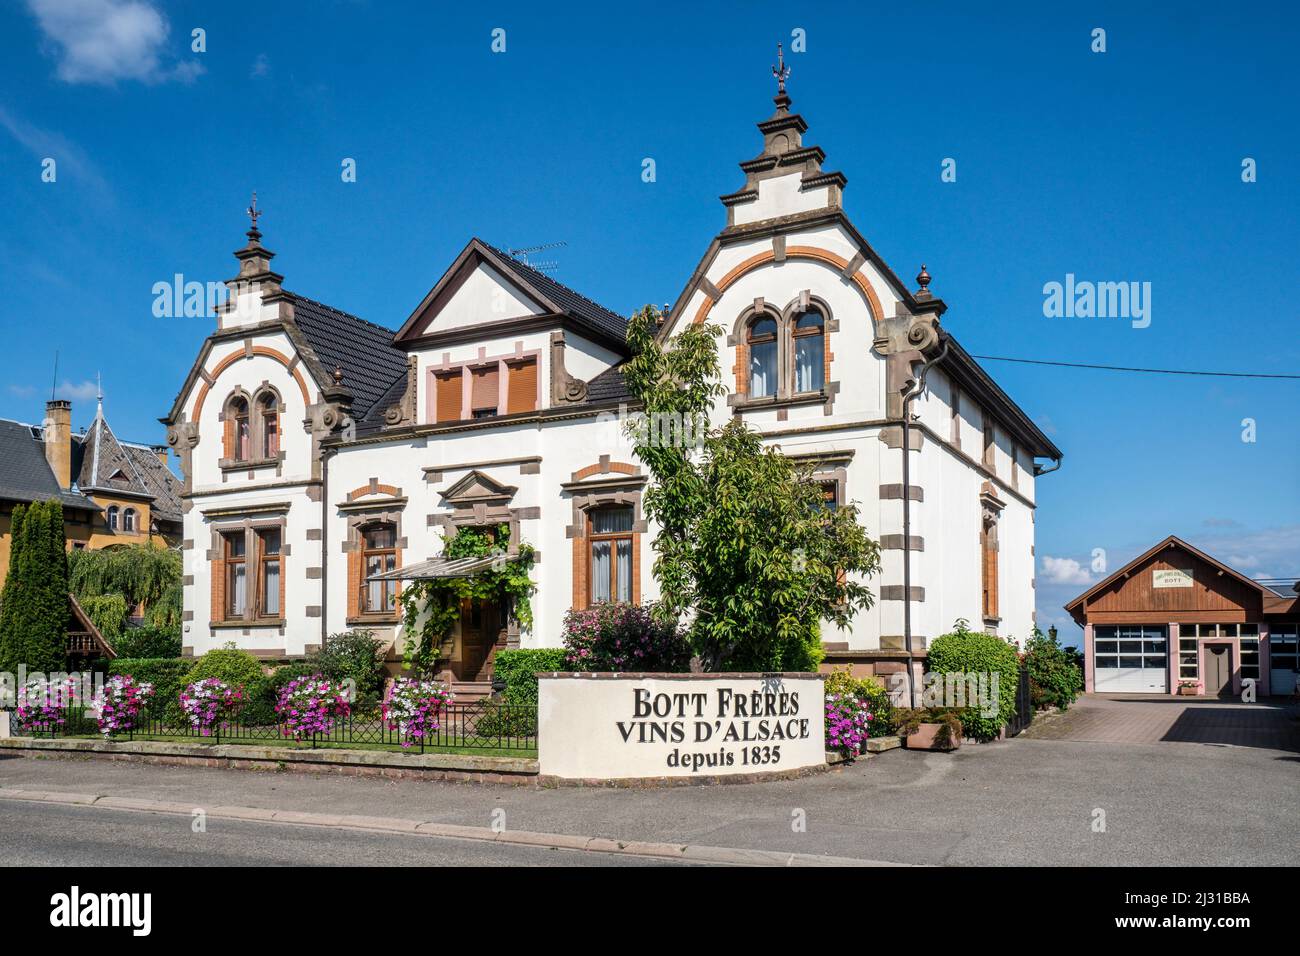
[1270,626,1298,696]
[1094,625,1168,693]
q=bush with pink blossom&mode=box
[15,677,78,734]
[91,675,154,738]
[275,673,351,740]
[179,677,244,736]
[382,677,454,748]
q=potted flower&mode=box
[180,678,245,736]
[15,677,78,735]
[1177,679,1202,697]
[382,677,454,748]
[824,691,875,757]
[894,708,963,751]
[276,673,351,740]
[91,675,154,739]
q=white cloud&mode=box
[55,379,100,401]
[7,384,37,398]
[1041,556,1092,586]
[26,0,204,85]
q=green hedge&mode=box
[241,663,317,726]
[925,624,1022,741]
[491,648,567,707]
[186,647,265,688]
[113,625,182,659]
[108,658,192,721]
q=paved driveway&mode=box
[1023,694,1300,751]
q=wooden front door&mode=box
[1204,644,1233,698]
[458,599,500,682]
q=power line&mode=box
[968,354,1300,380]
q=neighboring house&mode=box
[165,79,1061,693]
[1066,535,1300,698]
[0,396,183,587]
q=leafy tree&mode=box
[0,500,70,672]
[1023,626,1084,711]
[622,305,881,672]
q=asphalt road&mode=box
[3,709,1296,865]
[0,800,674,866]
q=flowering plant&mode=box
[180,678,244,736]
[561,602,692,673]
[276,673,351,740]
[825,691,875,757]
[16,677,79,734]
[382,677,454,747]
[91,675,154,738]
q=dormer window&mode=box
[737,300,832,404]
[222,388,281,466]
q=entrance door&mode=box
[458,599,499,682]
[1204,644,1232,698]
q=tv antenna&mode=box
[507,240,566,274]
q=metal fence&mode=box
[3,701,537,753]
[1007,665,1034,736]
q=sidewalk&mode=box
[3,727,1296,865]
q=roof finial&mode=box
[772,42,790,96]
[96,371,103,415]
[332,366,344,385]
[246,191,263,243]
[915,264,932,298]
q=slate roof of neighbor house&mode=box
[72,412,151,498]
[291,294,410,420]
[121,443,184,523]
[479,241,631,344]
[0,418,98,513]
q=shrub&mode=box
[1023,628,1084,711]
[0,500,70,673]
[926,622,1022,741]
[108,658,192,721]
[823,668,894,738]
[241,663,317,726]
[16,677,79,733]
[308,629,386,711]
[492,648,567,707]
[561,603,692,673]
[891,707,964,747]
[113,624,182,659]
[186,645,265,689]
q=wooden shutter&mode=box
[471,365,499,412]
[982,530,999,620]
[211,551,226,623]
[223,416,235,460]
[506,358,538,413]
[347,547,362,619]
[435,371,461,423]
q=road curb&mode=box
[0,787,907,867]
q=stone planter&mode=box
[1177,684,1201,697]
[904,722,961,752]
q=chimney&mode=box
[43,399,72,489]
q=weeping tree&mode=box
[68,543,182,637]
[622,305,882,672]
[0,500,71,673]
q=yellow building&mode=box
[0,397,182,586]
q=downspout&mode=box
[901,340,949,707]
[320,446,332,647]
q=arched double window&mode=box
[222,388,281,464]
[742,304,828,400]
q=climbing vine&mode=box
[397,525,536,677]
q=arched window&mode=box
[792,310,825,393]
[122,507,137,533]
[747,316,778,398]
[361,523,398,613]
[589,506,634,604]
[259,392,279,459]
[225,395,250,462]
[107,505,119,531]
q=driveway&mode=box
[1022,694,1300,752]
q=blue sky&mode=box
[1,0,1296,635]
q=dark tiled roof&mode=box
[480,241,630,344]
[74,414,151,498]
[121,444,184,523]
[291,294,408,419]
[584,364,634,404]
[0,419,97,513]
[355,368,412,437]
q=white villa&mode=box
[165,76,1061,694]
